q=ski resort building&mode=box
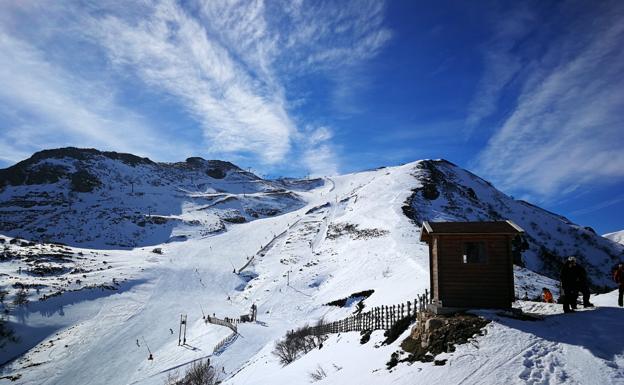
[420,220,524,313]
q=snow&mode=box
[1,157,623,384]
[604,230,624,245]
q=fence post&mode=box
[381,307,385,329]
[384,306,388,329]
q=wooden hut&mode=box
[420,220,524,313]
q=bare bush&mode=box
[309,365,327,382]
[163,359,218,385]
[273,322,328,366]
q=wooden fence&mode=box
[205,314,243,354]
[205,315,238,333]
[212,331,238,355]
[307,290,431,335]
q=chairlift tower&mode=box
[178,314,188,346]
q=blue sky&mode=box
[0,1,622,233]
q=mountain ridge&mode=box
[1,148,622,284]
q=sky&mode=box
[0,0,622,234]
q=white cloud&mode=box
[298,125,338,177]
[465,7,535,131]
[476,7,624,199]
[0,0,391,172]
[0,31,193,164]
[80,0,391,169]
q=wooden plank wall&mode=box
[435,234,513,308]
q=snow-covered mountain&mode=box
[604,230,624,245]
[403,160,622,288]
[0,148,310,249]
[1,150,623,385]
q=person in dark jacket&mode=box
[614,263,624,307]
[561,256,580,313]
[572,259,594,307]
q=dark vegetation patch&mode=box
[27,147,153,166]
[246,207,279,217]
[70,170,101,192]
[206,168,226,179]
[223,216,246,224]
[325,289,374,307]
[306,202,331,214]
[27,265,68,276]
[140,216,170,226]
[180,157,239,179]
[360,329,372,344]
[383,314,416,345]
[0,147,152,188]
[401,160,447,224]
[327,223,388,240]
[0,373,21,382]
[0,163,69,188]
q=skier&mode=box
[572,259,594,307]
[614,262,624,307]
[169,328,174,334]
[560,257,580,313]
[136,339,140,347]
[542,288,554,303]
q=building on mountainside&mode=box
[420,220,524,314]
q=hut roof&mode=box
[420,220,523,243]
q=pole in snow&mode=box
[142,336,153,360]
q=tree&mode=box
[13,287,28,306]
[0,288,8,304]
[0,316,17,348]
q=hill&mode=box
[0,148,311,249]
[0,151,622,384]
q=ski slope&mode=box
[1,160,623,384]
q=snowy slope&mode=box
[1,156,623,385]
[0,148,308,249]
[228,295,624,385]
[403,160,623,287]
[604,230,624,245]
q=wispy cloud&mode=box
[0,0,391,171]
[465,6,535,132]
[299,126,339,177]
[87,1,293,164]
[475,2,624,200]
[0,30,194,165]
[569,194,624,216]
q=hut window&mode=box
[463,242,487,264]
